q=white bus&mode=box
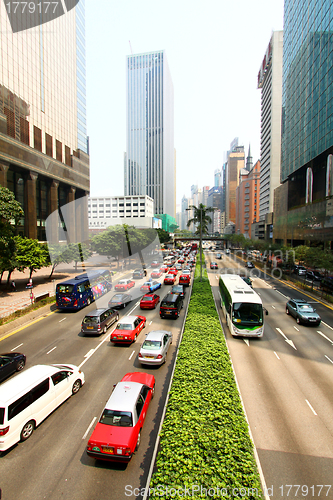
[219,274,266,337]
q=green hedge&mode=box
[149,262,263,499]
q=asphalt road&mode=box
[0,266,191,500]
[206,251,333,500]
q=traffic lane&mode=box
[0,296,186,500]
[208,273,333,496]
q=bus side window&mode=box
[84,280,90,292]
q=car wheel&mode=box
[296,317,300,324]
[20,420,34,441]
[286,308,290,315]
[103,326,107,334]
[72,379,81,395]
[16,360,25,371]
[135,431,141,451]
[87,298,91,306]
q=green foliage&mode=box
[66,242,92,270]
[0,186,24,235]
[187,204,215,236]
[14,236,49,278]
[149,260,263,499]
[156,228,171,244]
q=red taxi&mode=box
[140,293,160,310]
[110,315,146,344]
[87,372,155,462]
[179,274,191,286]
[115,279,135,292]
[160,265,168,273]
[151,270,162,278]
[168,268,178,276]
[164,274,177,285]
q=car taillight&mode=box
[124,447,131,455]
[0,426,9,436]
[156,354,163,359]
[138,353,143,358]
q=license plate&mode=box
[118,335,123,339]
[102,446,114,454]
[87,326,94,329]
[145,356,154,359]
[165,311,172,315]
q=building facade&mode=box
[125,50,175,219]
[0,2,89,242]
[255,31,283,240]
[235,161,261,238]
[88,195,155,230]
[207,186,223,234]
[225,146,245,224]
[274,1,333,246]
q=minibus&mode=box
[0,364,85,451]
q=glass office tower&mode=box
[0,1,89,241]
[125,50,175,219]
[274,0,333,245]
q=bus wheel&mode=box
[20,420,34,441]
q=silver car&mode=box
[138,330,172,366]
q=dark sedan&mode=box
[285,299,321,325]
[0,353,26,383]
[306,270,324,281]
[108,293,132,309]
[245,261,255,269]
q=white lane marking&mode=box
[84,349,94,358]
[11,343,23,351]
[271,305,276,309]
[243,339,249,346]
[128,300,140,315]
[275,289,289,299]
[276,328,297,350]
[149,321,153,325]
[78,325,116,370]
[305,399,317,416]
[294,326,299,331]
[82,417,96,440]
[129,350,135,360]
[322,321,333,332]
[325,355,333,364]
[46,346,57,355]
[317,331,333,344]
[274,351,280,360]
[59,317,66,323]
[215,275,218,279]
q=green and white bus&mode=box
[219,274,265,337]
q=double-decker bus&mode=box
[219,274,265,337]
[56,269,112,311]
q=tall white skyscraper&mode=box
[125,50,175,218]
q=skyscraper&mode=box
[125,50,175,220]
[0,1,89,241]
[256,31,283,240]
[274,0,333,246]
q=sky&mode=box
[86,0,284,206]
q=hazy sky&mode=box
[86,0,284,205]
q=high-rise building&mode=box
[235,161,261,238]
[225,146,245,224]
[274,1,333,246]
[125,50,175,222]
[256,31,283,240]
[0,3,89,241]
[214,168,222,187]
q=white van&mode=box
[0,364,85,452]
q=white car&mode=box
[138,330,172,366]
[182,270,191,275]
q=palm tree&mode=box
[186,203,215,280]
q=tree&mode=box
[14,236,49,279]
[45,243,76,278]
[66,242,92,270]
[187,204,215,281]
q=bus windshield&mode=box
[232,302,263,326]
[56,284,74,294]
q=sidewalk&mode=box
[0,261,120,320]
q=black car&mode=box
[245,261,255,269]
[160,293,183,319]
[293,265,306,276]
[132,269,147,279]
[306,270,324,281]
[285,299,321,325]
[321,276,333,294]
[0,353,26,383]
[171,284,186,299]
[240,276,252,287]
[108,293,132,309]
